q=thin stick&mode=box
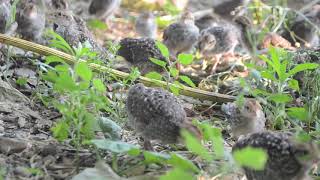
[0,34,236,102]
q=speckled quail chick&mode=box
[198,24,240,74]
[117,38,167,75]
[195,13,219,32]
[163,11,199,62]
[126,83,202,150]
[283,4,320,48]
[233,131,320,180]
[89,0,121,21]
[135,12,157,39]
[221,99,266,139]
[0,0,10,33]
[16,1,45,42]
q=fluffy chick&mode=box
[163,11,199,59]
[198,23,240,74]
[16,1,45,42]
[221,99,266,139]
[283,4,320,48]
[89,0,121,21]
[135,12,157,39]
[126,83,201,150]
[233,131,320,180]
[117,38,167,75]
[0,0,11,33]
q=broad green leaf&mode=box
[127,148,141,156]
[288,79,299,92]
[167,153,200,173]
[252,89,271,96]
[145,71,163,80]
[51,121,69,141]
[93,79,106,92]
[200,123,224,159]
[181,130,211,161]
[268,94,293,103]
[87,19,108,30]
[143,151,170,164]
[288,63,319,76]
[295,131,312,142]
[149,58,167,68]
[75,62,93,81]
[160,168,193,180]
[287,107,308,122]
[16,78,28,86]
[155,41,170,58]
[169,67,179,78]
[178,54,193,65]
[259,55,274,70]
[45,55,67,65]
[179,76,196,88]
[233,147,268,170]
[260,71,277,81]
[91,139,138,153]
[54,73,77,92]
[98,117,122,140]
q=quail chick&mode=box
[198,24,240,74]
[195,14,219,32]
[16,1,45,42]
[126,83,202,150]
[0,0,10,33]
[135,12,157,39]
[163,11,199,63]
[117,38,167,75]
[283,5,320,48]
[221,99,266,139]
[233,131,320,180]
[89,0,121,21]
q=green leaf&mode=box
[93,79,106,92]
[288,63,319,76]
[178,54,193,65]
[169,67,179,78]
[260,71,277,81]
[287,107,308,122]
[91,139,139,153]
[54,73,77,92]
[252,89,271,96]
[98,117,122,140]
[51,121,69,141]
[45,55,67,65]
[75,62,93,81]
[268,94,293,103]
[143,151,170,164]
[16,77,28,86]
[181,130,211,161]
[160,168,193,180]
[145,71,163,80]
[233,147,268,170]
[288,79,300,92]
[200,124,224,159]
[150,58,167,68]
[167,153,200,172]
[179,76,196,88]
[156,41,170,58]
[87,19,108,30]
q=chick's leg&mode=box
[210,54,222,74]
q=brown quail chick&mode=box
[16,1,45,42]
[282,5,320,48]
[0,0,11,34]
[233,131,320,180]
[260,32,295,50]
[198,23,240,74]
[195,13,219,32]
[221,99,266,140]
[126,83,202,150]
[163,11,199,68]
[117,38,167,75]
[89,0,121,22]
[135,12,157,39]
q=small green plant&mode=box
[245,47,318,129]
[145,41,196,95]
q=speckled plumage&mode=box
[117,38,166,75]
[0,0,11,33]
[283,5,320,48]
[16,1,45,42]
[89,0,121,20]
[135,12,157,39]
[198,24,240,73]
[195,14,219,32]
[126,83,201,147]
[233,132,319,180]
[221,99,265,139]
[163,11,200,57]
